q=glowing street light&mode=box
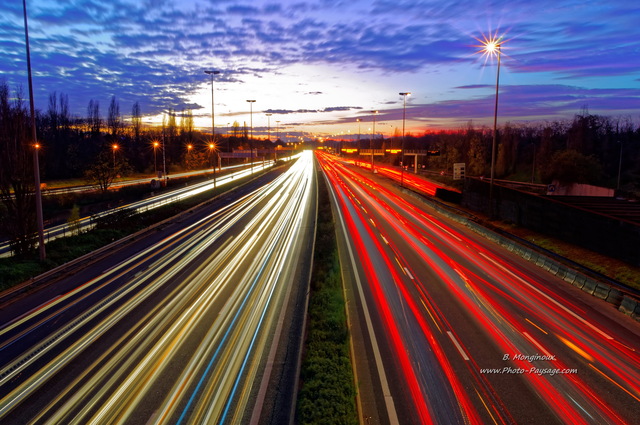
[399,92,411,187]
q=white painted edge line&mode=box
[330,184,400,425]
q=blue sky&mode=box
[1,0,639,139]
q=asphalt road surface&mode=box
[0,152,316,425]
[318,151,640,425]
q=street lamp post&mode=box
[246,100,256,173]
[112,144,119,169]
[265,113,272,142]
[161,116,167,180]
[186,144,193,170]
[371,110,378,172]
[617,140,623,190]
[266,113,273,164]
[482,37,503,215]
[23,0,45,260]
[209,143,217,187]
[399,92,411,187]
[204,70,220,152]
[153,141,159,175]
[356,118,361,166]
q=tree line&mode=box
[0,81,273,254]
[368,114,639,193]
[2,79,639,254]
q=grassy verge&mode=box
[0,172,263,291]
[297,175,358,425]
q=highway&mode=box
[0,157,300,258]
[0,151,316,424]
[317,152,640,425]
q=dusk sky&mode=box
[1,0,639,138]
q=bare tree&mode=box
[87,99,101,137]
[107,95,121,137]
[83,147,125,193]
[47,91,58,133]
[0,82,37,255]
[59,93,70,130]
[131,101,142,142]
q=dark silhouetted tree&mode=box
[0,81,37,255]
[542,149,603,185]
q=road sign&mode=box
[453,163,465,180]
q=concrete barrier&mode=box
[581,278,597,295]
[563,269,577,284]
[401,186,640,321]
[572,274,587,289]
[605,288,624,307]
[619,296,640,319]
[593,283,611,300]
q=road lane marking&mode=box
[420,299,442,333]
[477,252,613,341]
[523,332,554,359]
[474,387,500,425]
[525,318,548,334]
[588,363,640,403]
[404,267,414,280]
[447,331,470,361]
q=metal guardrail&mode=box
[0,161,294,305]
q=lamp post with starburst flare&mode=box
[477,33,505,216]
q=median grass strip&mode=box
[297,175,358,425]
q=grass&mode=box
[297,173,358,425]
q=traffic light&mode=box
[427,150,440,156]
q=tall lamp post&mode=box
[112,144,119,169]
[246,100,256,173]
[371,110,379,172]
[399,92,411,187]
[161,115,167,180]
[482,37,503,215]
[266,112,273,164]
[265,113,272,141]
[209,143,217,187]
[153,141,159,175]
[204,70,220,164]
[23,0,45,260]
[617,140,623,190]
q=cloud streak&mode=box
[0,0,637,133]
